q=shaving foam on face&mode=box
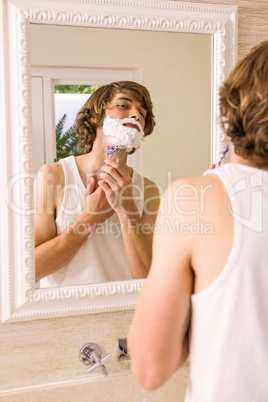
[103,116,144,153]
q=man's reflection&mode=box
[34,81,160,287]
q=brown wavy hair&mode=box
[75,81,155,154]
[219,40,268,167]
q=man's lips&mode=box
[123,123,140,132]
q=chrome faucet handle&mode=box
[118,338,130,361]
[79,343,112,376]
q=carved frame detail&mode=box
[0,0,237,322]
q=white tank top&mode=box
[185,163,268,402]
[40,155,144,288]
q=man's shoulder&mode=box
[164,173,228,219]
[170,173,223,194]
[143,176,158,187]
[143,176,160,196]
[36,161,64,186]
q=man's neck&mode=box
[75,143,133,188]
[231,150,268,171]
[231,152,253,166]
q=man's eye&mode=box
[140,111,146,118]
[118,104,127,108]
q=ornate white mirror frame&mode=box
[0,0,237,323]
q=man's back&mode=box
[185,162,268,401]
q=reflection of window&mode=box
[54,85,101,160]
[31,67,140,173]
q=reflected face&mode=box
[105,93,147,131]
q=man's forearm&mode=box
[35,215,93,283]
[118,213,153,279]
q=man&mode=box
[34,81,160,287]
[128,41,268,401]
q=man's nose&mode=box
[129,107,141,120]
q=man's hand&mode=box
[98,159,138,216]
[76,177,115,234]
[209,164,216,169]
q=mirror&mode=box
[31,25,212,289]
[0,0,237,322]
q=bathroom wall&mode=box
[1,0,267,400]
[0,311,189,401]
